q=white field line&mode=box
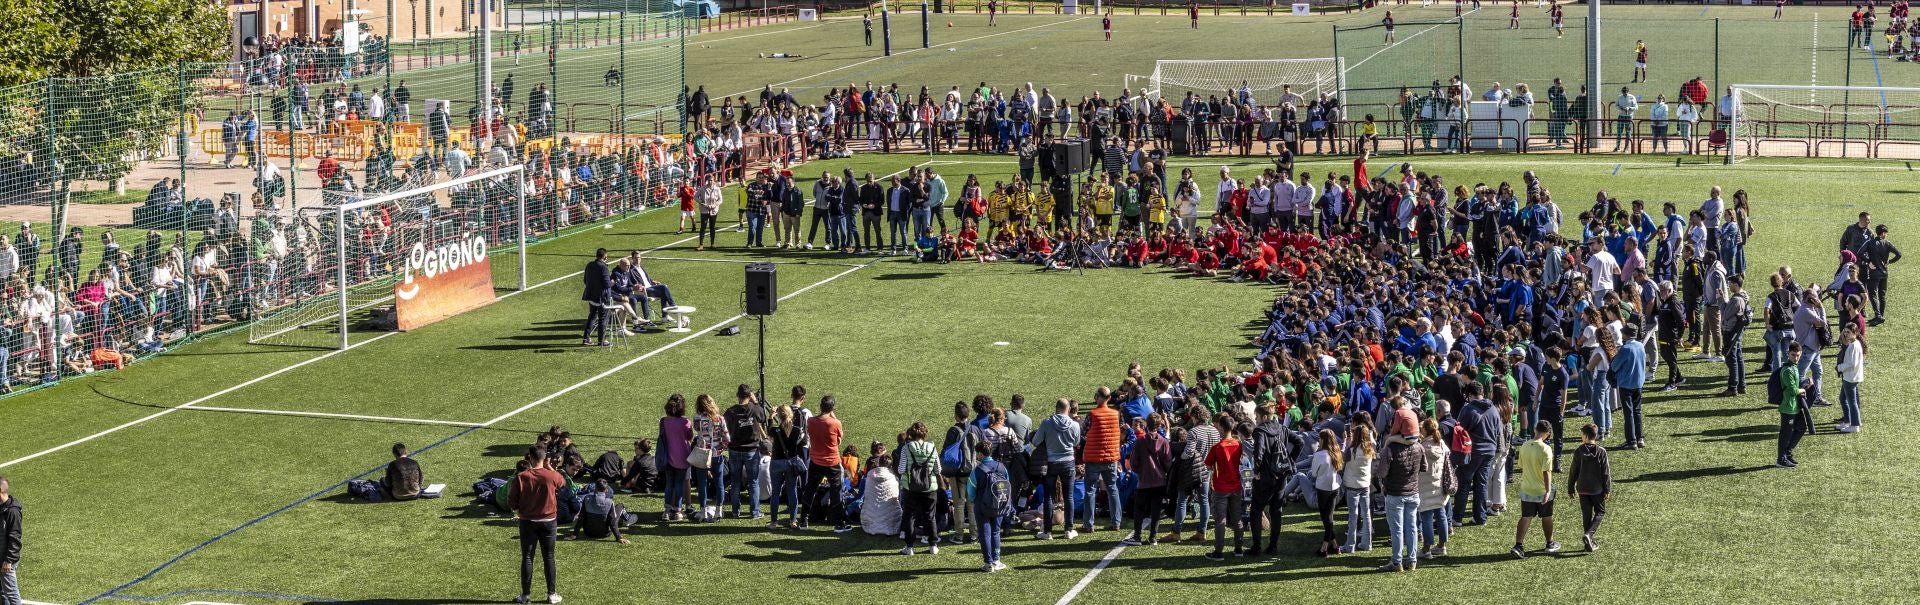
[181,406,483,427]
[0,332,399,471]
[0,211,701,471]
[1056,544,1128,605]
[479,258,876,427]
[1345,8,1478,74]
[717,16,1093,99]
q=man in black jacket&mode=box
[1453,383,1501,526]
[859,174,885,254]
[1840,212,1873,255]
[1,476,18,605]
[580,248,611,346]
[1857,224,1901,324]
[382,443,423,501]
[1246,405,1300,557]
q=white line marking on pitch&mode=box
[1057,544,1127,605]
[478,259,876,427]
[0,332,399,471]
[718,16,1091,99]
[0,208,689,470]
[1345,7,1478,73]
[183,406,483,427]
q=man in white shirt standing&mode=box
[1699,185,1725,252]
[1610,86,1639,152]
[1585,238,1620,305]
[1291,172,1317,233]
[1272,172,1297,232]
[1216,167,1238,218]
[1248,175,1272,234]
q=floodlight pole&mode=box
[480,0,493,137]
[883,10,892,56]
[1585,0,1600,153]
[922,1,930,49]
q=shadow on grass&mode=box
[307,599,499,604]
[872,272,943,280]
[1622,465,1772,483]
[1653,406,1756,419]
[1671,424,1776,443]
[789,568,977,583]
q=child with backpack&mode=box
[1566,423,1612,552]
[969,439,1013,572]
[896,422,944,555]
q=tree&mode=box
[0,0,229,234]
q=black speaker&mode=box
[1050,139,1091,175]
[745,262,776,316]
[1168,119,1190,155]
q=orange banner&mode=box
[394,235,498,332]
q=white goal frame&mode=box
[248,164,528,349]
[1125,58,1345,108]
[1727,84,1920,162]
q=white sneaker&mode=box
[1065,530,1079,541]
[548,594,563,604]
[1839,423,1859,433]
[1036,531,1053,540]
[620,329,636,337]
[901,546,915,555]
[929,544,940,555]
[805,243,814,250]
[992,561,1009,571]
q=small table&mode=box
[662,305,695,333]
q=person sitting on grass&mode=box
[567,479,633,545]
[913,228,942,264]
[383,442,423,501]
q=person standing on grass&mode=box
[1775,343,1808,468]
[1609,325,1648,450]
[1032,398,1083,541]
[657,395,694,522]
[1102,12,1112,41]
[1856,224,1901,324]
[1,477,17,605]
[1189,1,1200,28]
[1383,10,1397,43]
[1340,422,1376,555]
[897,422,942,555]
[1081,387,1124,533]
[579,248,610,347]
[1610,87,1638,152]
[1454,382,1499,526]
[1511,421,1560,559]
[696,178,723,251]
[1655,282,1688,391]
[1565,423,1611,552]
[1310,428,1344,557]
[510,447,565,605]
[1415,419,1453,561]
[767,405,807,530]
[1379,428,1427,572]
[970,439,1012,572]
[1630,40,1649,83]
[988,0,998,26]
[1246,404,1297,557]
[804,396,849,532]
[1122,415,1171,547]
[943,402,983,544]
[863,13,874,46]
[1835,325,1866,433]
[1202,419,1245,561]
[724,386,768,520]
[1720,276,1753,397]
[1793,288,1829,411]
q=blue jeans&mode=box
[1385,493,1420,565]
[638,283,677,319]
[663,466,690,514]
[1840,380,1862,427]
[694,465,723,516]
[1798,347,1825,403]
[1083,462,1121,529]
[840,213,861,248]
[769,457,804,523]
[746,213,768,247]
[1172,483,1211,534]
[889,214,910,249]
[1343,487,1373,551]
[910,208,932,239]
[979,515,1004,564]
[1765,329,1792,370]
[1589,375,1614,435]
[1725,329,1747,390]
[1454,451,1494,525]
[1,563,16,605]
[726,450,762,517]
[1418,505,1452,549]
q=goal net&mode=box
[1728,84,1920,162]
[1127,58,1343,108]
[248,164,529,349]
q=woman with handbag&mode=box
[658,394,695,522]
[689,394,728,523]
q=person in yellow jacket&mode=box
[1032,186,1055,229]
[1090,175,1116,236]
[1009,180,1032,228]
[1144,183,1169,236]
[986,182,1011,240]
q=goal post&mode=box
[1726,84,1920,162]
[1129,58,1344,109]
[248,164,529,349]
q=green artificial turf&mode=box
[1,151,1916,604]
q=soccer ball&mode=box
[947,21,953,26]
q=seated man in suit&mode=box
[625,251,678,323]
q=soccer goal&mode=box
[1125,58,1344,108]
[248,164,530,349]
[1727,84,1920,162]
